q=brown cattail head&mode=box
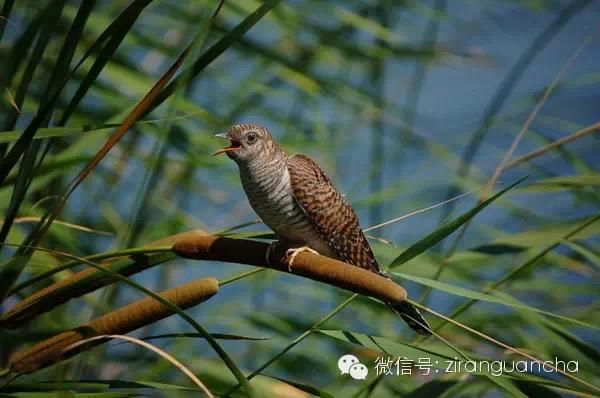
[9,277,218,374]
[173,232,407,304]
[0,230,206,330]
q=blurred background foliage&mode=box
[0,0,599,396]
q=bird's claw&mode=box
[285,246,319,272]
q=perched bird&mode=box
[214,124,431,335]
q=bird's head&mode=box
[213,124,281,164]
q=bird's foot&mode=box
[285,246,319,272]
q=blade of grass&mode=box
[364,185,485,233]
[0,72,19,113]
[502,121,600,171]
[562,240,600,271]
[0,0,283,305]
[136,332,269,343]
[438,0,592,223]
[485,25,598,197]
[413,301,600,394]
[434,212,600,331]
[122,0,215,248]
[0,144,39,246]
[543,321,600,365]
[60,40,190,209]
[388,177,526,269]
[56,0,152,126]
[392,271,599,330]
[0,0,67,246]
[350,373,384,398]
[321,328,527,397]
[426,17,600,306]
[147,0,284,114]
[8,217,113,236]
[0,106,217,145]
[7,246,174,297]
[0,0,154,184]
[518,174,600,193]
[470,216,600,252]
[0,0,15,42]
[222,294,358,397]
[3,0,66,130]
[63,335,214,397]
[0,33,190,303]
[0,2,43,109]
[0,110,216,144]
[0,125,117,144]
[28,0,98,226]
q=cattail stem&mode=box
[9,277,218,374]
[173,231,407,304]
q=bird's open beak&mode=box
[212,133,242,156]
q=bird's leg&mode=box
[285,246,319,272]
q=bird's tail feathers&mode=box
[388,301,432,336]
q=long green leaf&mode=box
[562,240,600,270]
[0,0,15,44]
[148,0,284,114]
[0,18,186,303]
[392,271,600,330]
[222,294,357,396]
[472,217,600,254]
[0,0,154,185]
[389,177,526,269]
[519,174,600,193]
[437,212,600,330]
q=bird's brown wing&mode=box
[288,155,432,335]
[287,154,381,274]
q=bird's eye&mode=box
[246,132,258,144]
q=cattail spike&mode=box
[9,277,218,374]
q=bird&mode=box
[214,123,431,335]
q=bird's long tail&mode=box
[387,301,432,336]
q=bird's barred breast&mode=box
[240,160,332,253]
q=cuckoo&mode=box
[214,124,431,335]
